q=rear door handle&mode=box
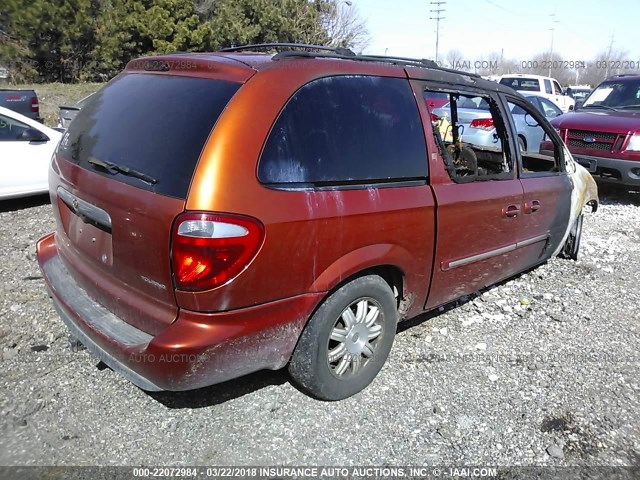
[502,204,521,218]
[524,200,541,214]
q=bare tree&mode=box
[321,0,370,53]
[579,48,636,87]
[444,49,464,69]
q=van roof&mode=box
[126,43,520,96]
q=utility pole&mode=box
[430,1,446,64]
[605,34,615,78]
[548,13,559,77]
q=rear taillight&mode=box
[171,213,264,291]
[30,96,39,114]
[430,113,440,123]
[470,118,494,130]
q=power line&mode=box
[481,0,528,16]
[429,1,446,63]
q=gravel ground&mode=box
[0,186,638,468]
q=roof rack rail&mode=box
[272,49,482,78]
[219,43,481,78]
[362,54,439,68]
[221,43,356,56]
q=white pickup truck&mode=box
[499,74,575,113]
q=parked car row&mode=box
[491,72,640,188]
[550,74,640,187]
[499,74,576,113]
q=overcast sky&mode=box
[357,0,639,66]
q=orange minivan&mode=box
[37,45,598,400]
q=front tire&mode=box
[289,275,398,401]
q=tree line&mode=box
[0,0,369,83]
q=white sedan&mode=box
[0,106,62,200]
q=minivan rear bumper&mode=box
[37,232,323,391]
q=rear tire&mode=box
[289,275,398,401]
[561,214,583,260]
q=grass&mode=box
[5,83,104,127]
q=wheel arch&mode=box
[518,134,527,150]
[308,244,411,306]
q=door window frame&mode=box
[500,94,567,178]
[420,82,517,183]
[553,80,564,95]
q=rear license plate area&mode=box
[57,191,113,266]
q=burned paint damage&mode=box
[552,148,599,257]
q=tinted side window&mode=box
[544,79,553,94]
[259,76,427,185]
[58,74,240,199]
[499,78,540,92]
[0,114,30,141]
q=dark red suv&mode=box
[37,45,598,400]
[551,74,640,187]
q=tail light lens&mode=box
[470,118,494,130]
[171,213,264,291]
[430,113,440,123]
[30,96,39,114]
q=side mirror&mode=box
[568,104,574,111]
[18,127,49,142]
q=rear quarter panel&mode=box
[182,61,436,317]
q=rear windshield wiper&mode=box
[88,157,158,185]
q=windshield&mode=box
[582,79,640,109]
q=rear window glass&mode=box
[499,77,541,92]
[258,75,427,186]
[58,73,240,199]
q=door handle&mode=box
[502,204,521,218]
[524,200,541,214]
